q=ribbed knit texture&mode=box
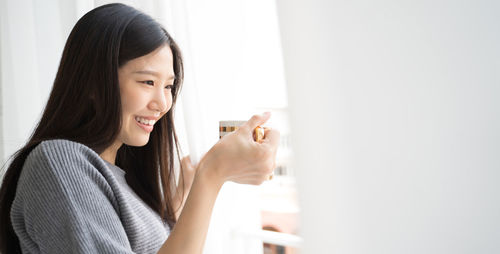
[10,139,170,253]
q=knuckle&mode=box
[259,166,268,175]
[272,129,280,136]
[251,179,262,185]
[260,175,268,183]
[267,162,275,174]
[236,125,249,133]
[251,114,260,122]
[259,160,274,174]
[181,157,191,166]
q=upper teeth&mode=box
[135,116,156,126]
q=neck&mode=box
[99,141,122,165]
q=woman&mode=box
[0,3,279,254]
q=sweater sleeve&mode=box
[10,140,135,254]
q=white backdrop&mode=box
[277,0,500,253]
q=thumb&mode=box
[241,112,271,132]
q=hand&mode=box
[199,112,280,185]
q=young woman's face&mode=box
[117,44,175,147]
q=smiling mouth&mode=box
[135,116,156,126]
[135,116,156,133]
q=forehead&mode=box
[121,44,175,77]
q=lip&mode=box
[135,118,154,133]
[136,115,160,121]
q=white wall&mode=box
[277,0,500,253]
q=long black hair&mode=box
[0,3,184,253]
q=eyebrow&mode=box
[133,70,176,80]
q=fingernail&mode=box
[263,112,271,117]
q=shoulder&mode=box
[12,140,132,252]
[15,139,120,213]
[20,139,112,191]
[28,139,100,164]
[24,139,106,173]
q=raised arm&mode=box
[172,156,197,220]
[158,112,279,254]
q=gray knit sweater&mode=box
[10,139,170,253]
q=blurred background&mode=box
[1,0,499,253]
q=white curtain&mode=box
[1,0,287,253]
[0,0,93,170]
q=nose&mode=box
[148,87,172,113]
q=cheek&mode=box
[121,87,145,113]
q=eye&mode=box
[165,84,174,90]
[140,80,154,86]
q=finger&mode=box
[240,112,271,132]
[182,155,191,164]
[183,155,192,165]
[261,128,280,149]
[181,156,191,168]
[182,156,197,172]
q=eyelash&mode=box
[140,80,174,89]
